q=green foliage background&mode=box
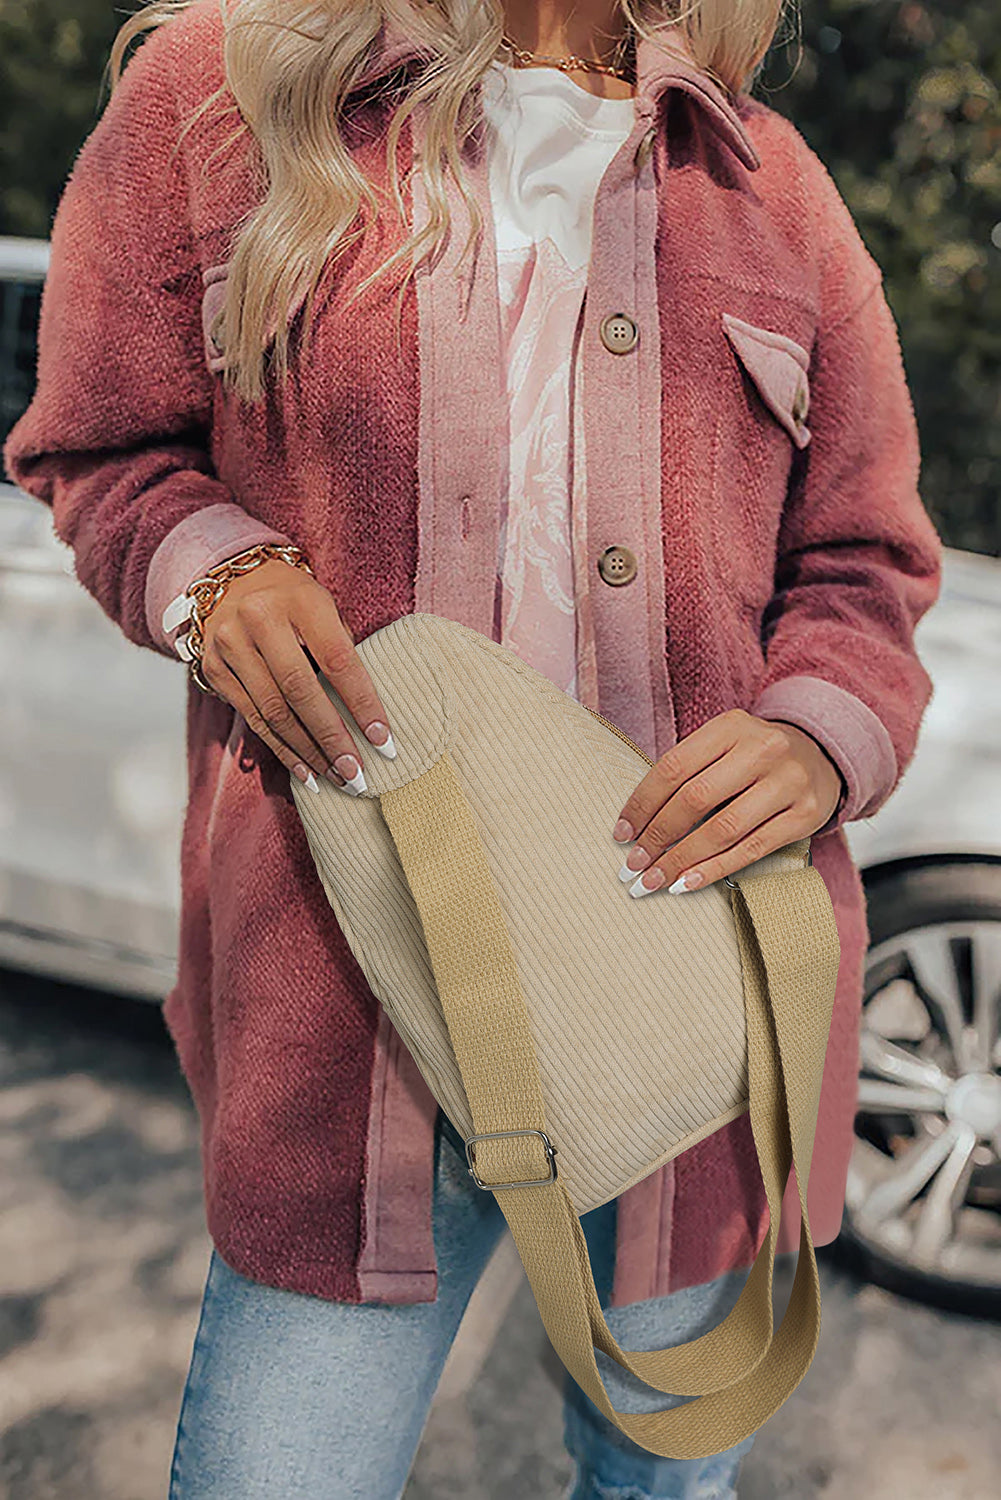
[0,0,998,554]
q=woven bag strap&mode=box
[378,752,787,1401]
[379,752,839,1458]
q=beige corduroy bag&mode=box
[289,611,841,1459]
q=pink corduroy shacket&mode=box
[4,0,943,1308]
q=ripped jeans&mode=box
[169,1109,759,1499]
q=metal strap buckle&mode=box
[464,1128,558,1190]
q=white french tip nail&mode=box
[668,876,692,894]
[304,771,320,795]
[337,766,368,796]
[372,732,397,760]
[618,862,643,883]
[629,875,656,898]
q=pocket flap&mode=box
[200,259,319,373]
[721,312,812,448]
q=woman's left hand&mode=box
[612,709,844,896]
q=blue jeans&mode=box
[169,1110,758,1498]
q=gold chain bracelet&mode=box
[182,542,315,696]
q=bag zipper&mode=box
[583,706,653,767]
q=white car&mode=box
[2,236,1000,1313]
[841,546,1001,1315]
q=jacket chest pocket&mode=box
[708,312,814,618]
[721,312,812,449]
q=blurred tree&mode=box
[0,0,126,236]
[759,0,1000,556]
[0,0,998,553]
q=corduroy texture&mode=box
[292,614,766,1211]
[2,0,943,1305]
[288,612,840,1455]
[487,865,838,1456]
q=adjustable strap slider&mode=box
[465,1128,558,1190]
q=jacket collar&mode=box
[349,13,760,172]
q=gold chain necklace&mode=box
[499,31,634,82]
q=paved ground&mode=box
[1,969,1000,1500]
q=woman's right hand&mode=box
[195,558,396,794]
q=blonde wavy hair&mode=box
[108,0,793,404]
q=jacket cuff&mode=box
[145,502,296,653]
[752,674,897,835]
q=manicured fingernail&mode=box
[612,818,634,842]
[618,847,651,881]
[629,867,666,897]
[333,753,367,796]
[668,871,704,894]
[292,763,320,794]
[365,721,397,759]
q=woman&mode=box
[4,0,942,1494]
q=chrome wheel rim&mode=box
[847,917,1001,1289]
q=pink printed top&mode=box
[483,61,635,704]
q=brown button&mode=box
[597,545,638,586]
[791,380,809,424]
[634,126,656,171]
[599,314,639,355]
[208,311,226,354]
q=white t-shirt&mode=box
[480,60,635,700]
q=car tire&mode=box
[835,859,1001,1320]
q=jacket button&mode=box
[792,381,809,424]
[599,314,639,355]
[597,545,638,586]
[634,126,656,170]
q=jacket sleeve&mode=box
[1,20,293,662]
[751,133,943,835]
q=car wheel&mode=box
[838,860,1001,1318]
